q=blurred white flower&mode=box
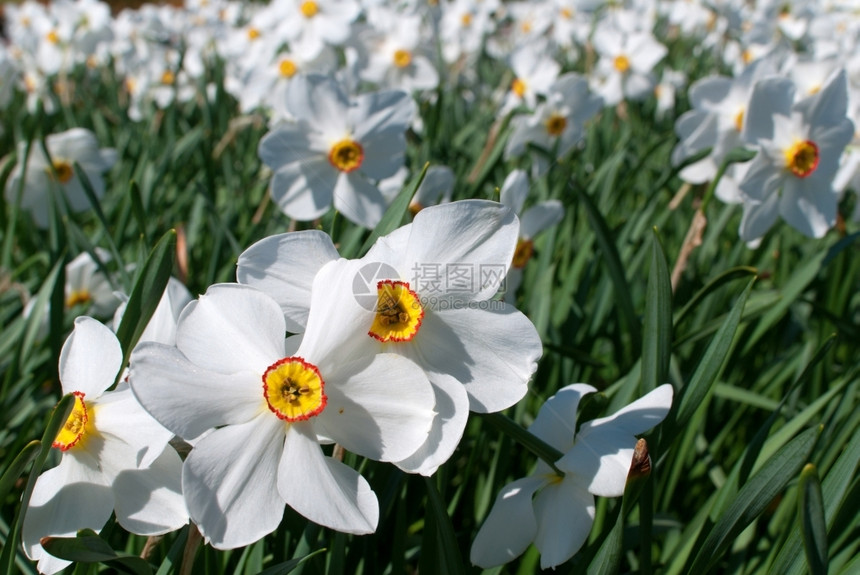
[5,128,117,228]
[470,383,673,570]
[258,74,414,228]
[738,69,855,241]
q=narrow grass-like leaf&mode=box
[642,228,672,393]
[41,529,151,575]
[114,229,176,383]
[742,248,827,354]
[686,425,819,574]
[0,395,76,574]
[154,524,189,575]
[798,464,828,575]
[420,476,465,575]
[771,425,860,575]
[18,258,63,369]
[0,441,40,505]
[128,181,149,245]
[674,266,757,325]
[664,279,754,442]
[354,162,429,258]
[579,189,641,360]
[481,413,564,473]
[255,548,327,575]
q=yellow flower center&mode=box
[46,30,59,44]
[301,1,319,18]
[368,281,424,343]
[545,113,567,136]
[808,84,821,96]
[784,140,819,179]
[279,58,298,78]
[521,20,532,33]
[512,239,534,269]
[53,392,92,451]
[393,49,412,68]
[66,289,91,308]
[328,139,364,173]
[161,70,175,85]
[613,54,630,73]
[247,27,261,40]
[511,77,527,98]
[263,357,326,422]
[742,49,753,64]
[734,108,744,132]
[461,13,472,27]
[561,7,573,19]
[51,160,75,184]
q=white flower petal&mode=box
[533,478,595,569]
[236,230,340,333]
[739,193,780,243]
[499,170,529,215]
[183,413,286,549]
[779,179,836,238]
[470,476,546,568]
[404,200,520,302]
[112,447,188,536]
[23,454,112,566]
[520,200,564,239]
[279,422,378,534]
[129,342,264,441]
[529,384,597,453]
[91,383,173,469]
[351,89,414,142]
[417,304,541,413]
[743,77,795,144]
[583,384,673,436]
[59,316,122,397]
[315,353,436,463]
[270,158,338,221]
[392,372,470,476]
[333,172,387,228]
[176,284,285,374]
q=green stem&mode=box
[481,412,565,477]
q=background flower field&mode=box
[0,0,858,574]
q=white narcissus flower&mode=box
[499,170,564,303]
[591,22,667,107]
[470,383,673,570]
[5,128,118,228]
[237,200,543,476]
[258,74,414,228]
[505,73,603,173]
[738,69,855,242]
[498,39,560,115]
[23,317,188,575]
[129,279,436,548]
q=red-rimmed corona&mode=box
[263,357,327,422]
[52,391,92,451]
[368,280,424,343]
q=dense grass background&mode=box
[0,19,858,575]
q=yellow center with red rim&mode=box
[263,357,326,422]
[368,281,424,343]
[784,140,819,178]
[51,160,74,184]
[393,49,412,68]
[328,139,364,173]
[53,392,92,451]
[512,239,534,269]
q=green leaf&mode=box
[674,266,757,325]
[0,395,76,574]
[686,425,820,574]
[354,162,429,258]
[128,180,149,245]
[642,228,672,393]
[0,441,40,505]
[798,464,828,575]
[771,425,860,575]
[255,548,327,575]
[114,229,176,384]
[664,279,754,442]
[420,476,465,575]
[41,529,152,575]
[742,248,827,354]
[579,189,641,360]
